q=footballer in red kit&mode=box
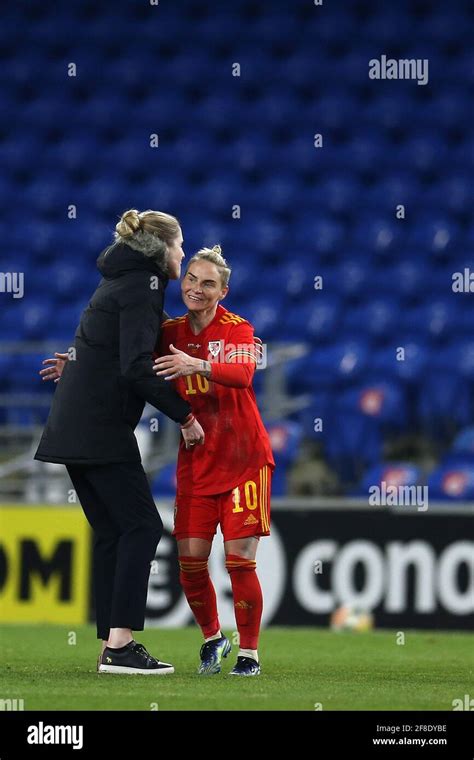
[153,245,274,676]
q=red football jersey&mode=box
[157,304,275,496]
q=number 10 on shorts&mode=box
[232,481,258,513]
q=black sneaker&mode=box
[98,641,174,675]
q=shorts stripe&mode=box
[265,465,270,531]
[260,465,269,532]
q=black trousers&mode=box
[66,462,163,640]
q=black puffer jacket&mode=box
[34,241,191,465]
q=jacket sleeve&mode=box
[119,275,191,424]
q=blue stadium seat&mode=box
[243,296,282,341]
[366,172,421,213]
[286,340,370,395]
[364,10,414,45]
[364,94,415,132]
[451,427,474,457]
[423,9,473,44]
[355,462,422,497]
[344,298,400,342]
[308,92,360,134]
[0,355,13,390]
[255,176,300,214]
[405,299,460,342]
[279,297,340,344]
[383,260,428,302]
[272,261,314,304]
[266,419,303,496]
[371,340,430,385]
[452,340,474,380]
[418,368,471,440]
[352,216,404,258]
[297,391,334,442]
[48,304,84,342]
[340,131,392,174]
[324,410,383,485]
[294,215,345,257]
[22,301,53,340]
[338,380,407,431]
[1,305,28,341]
[316,174,362,215]
[400,132,449,174]
[423,90,472,132]
[426,175,473,217]
[151,462,178,498]
[409,216,460,258]
[10,354,47,392]
[428,463,474,501]
[336,258,372,300]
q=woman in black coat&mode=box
[35,209,205,675]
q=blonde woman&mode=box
[36,209,204,675]
[153,246,274,676]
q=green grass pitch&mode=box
[0,625,472,711]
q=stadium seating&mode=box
[427,463,474,500]
[1,0,473,493]
[355,462,423,497]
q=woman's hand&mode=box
[153,344,209,381]
[39,352,69,383]
[180,418,205,449]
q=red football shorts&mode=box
[173,464,272,542]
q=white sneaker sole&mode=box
[98,664,174,675]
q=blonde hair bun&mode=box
[186,244,231,287]
[115,209,142,239]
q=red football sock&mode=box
[225,554,263,650]
[179,556,220,639]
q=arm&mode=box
[153,323,259,389]
[119,275,192,424]
[207,361,254,388]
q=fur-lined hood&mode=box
[113,229,169,269]
[97,238,169,282]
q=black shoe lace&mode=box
[133,643,157,666]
